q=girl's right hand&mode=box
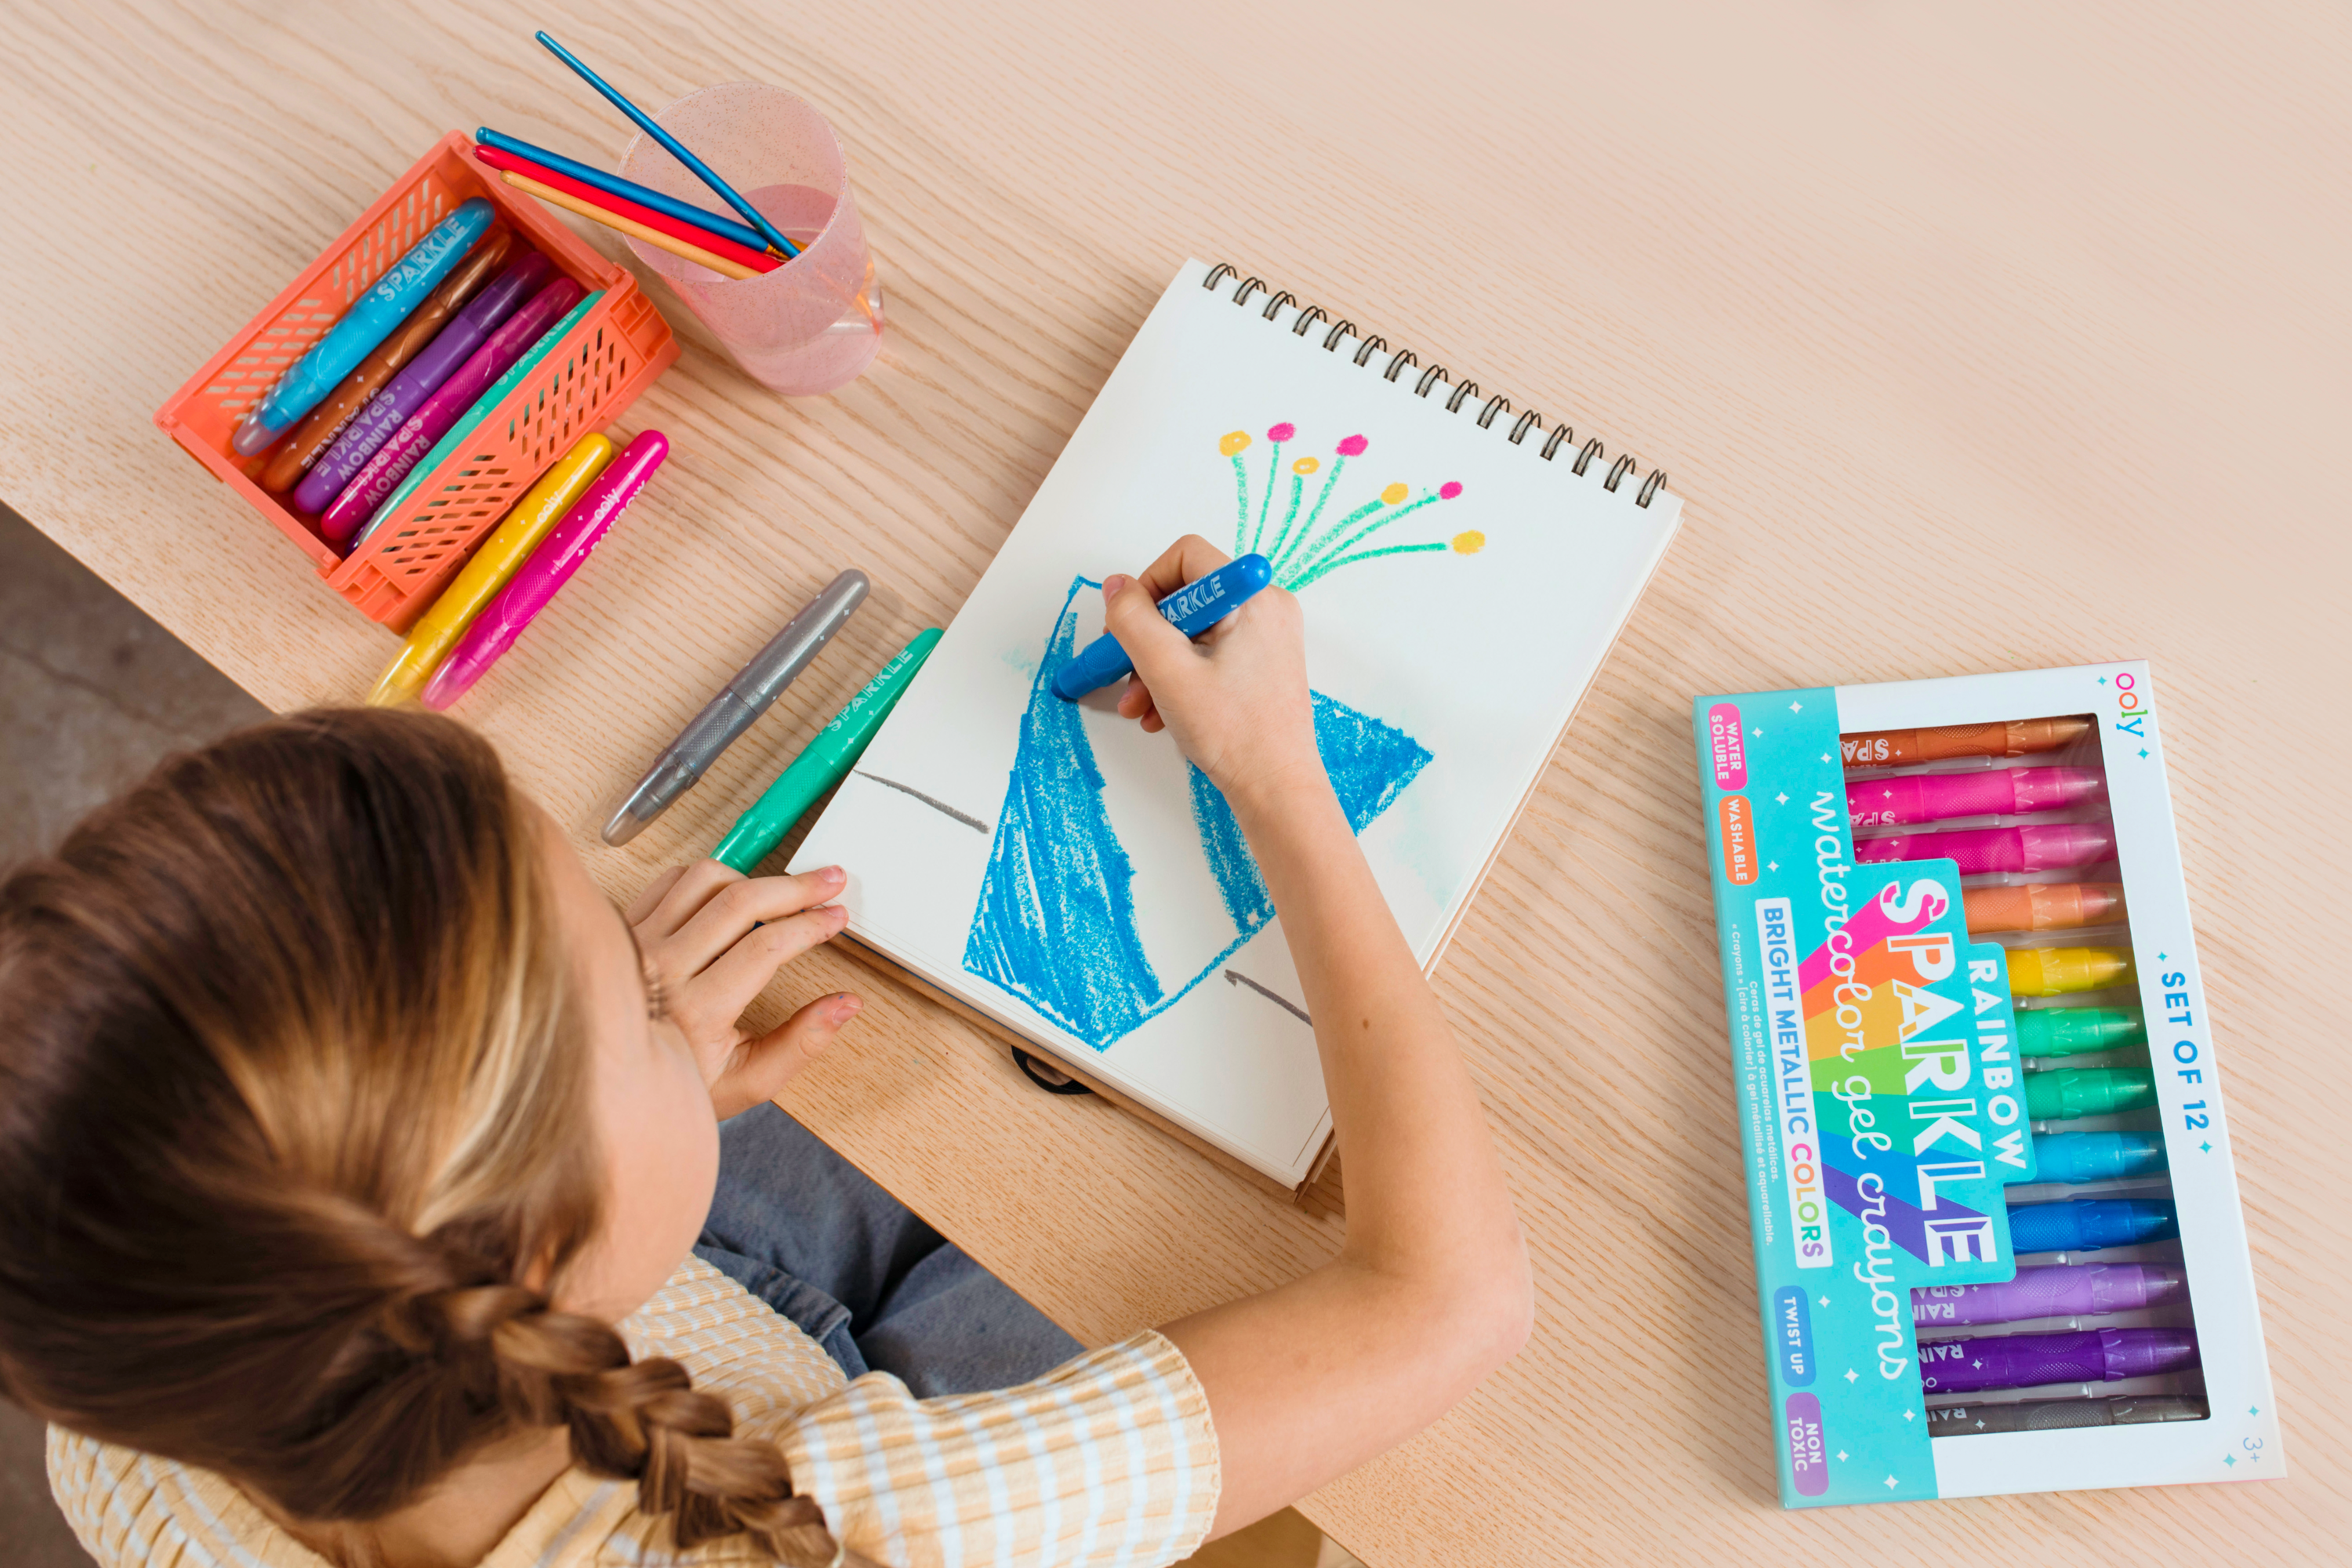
[1104,535,1327,816]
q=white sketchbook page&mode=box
[796,260,1682,1183]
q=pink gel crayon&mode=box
[1912,1263,2187,1328]
[319,275,586,543]
[1847,766,2107,829]
[1853,821,2114,875]
[421,430,668,710]
[1915,1326,2198,1395]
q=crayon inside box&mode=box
[154,132,677,630]
[1693,662,2281,1508]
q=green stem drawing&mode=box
[1271,458,1345,568]
[1276,495,1386,579]
[1258,475,1305,562]
[1230,453,1251,554]
[1290,492,1444,584]
[1251,440,1284,551]
[1291,540,1448,592]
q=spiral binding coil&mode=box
[1203,263,1667,508]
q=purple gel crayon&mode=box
[292,253,552,514]
[1915,1327,2198,1395]
[1912,1264,2187,1327]
[319,275,586,543]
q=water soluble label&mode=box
[1708,702,1747,788]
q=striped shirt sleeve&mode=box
[779,1330,1220,1568]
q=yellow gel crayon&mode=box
[2009,946,2136,998]
[367,434,615,706]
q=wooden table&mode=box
[5,2,2346,1560]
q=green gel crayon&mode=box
[712,629,944,872]
[2017,1007,2147,1060]
[2026,1065,2157,1121]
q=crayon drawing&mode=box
[1221,424,1486,590]
[963,575,1431,1050]
[793,259,1682,1181]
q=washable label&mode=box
[1694,690,2034,1508]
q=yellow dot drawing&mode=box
[1450,530,1486,554]
[1293,456,1319,474]
[1219,430,1251,456]
[1379,481,1409,505]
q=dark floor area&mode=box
[0,503,267,1565]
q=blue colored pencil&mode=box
[534,31,803,260]
[474,128,784,258]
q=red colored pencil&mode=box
[473,144,782,274]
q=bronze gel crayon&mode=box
[1963,883,2126,935]
[1847,766,2107,828]
[1840,715,2090,767]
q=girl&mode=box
[0,537,1530,1568]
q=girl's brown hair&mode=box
[0,708,848,1566]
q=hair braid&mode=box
[0,709,875,1567]
[394,1252,863,1566]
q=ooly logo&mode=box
[2113,669,2152,742]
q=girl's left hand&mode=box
[624,859,862,1120]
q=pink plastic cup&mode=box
[616,83,883,396]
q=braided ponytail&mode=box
[0,710,862,1566]
[394,1271,849,1563]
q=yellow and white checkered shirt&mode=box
[47,1256,1219,1568]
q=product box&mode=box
[1692,662,2281,1506]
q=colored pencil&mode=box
[475,128,783,258]
[477,145,781,270]
[534,31,802,260]
[500,172,761,279]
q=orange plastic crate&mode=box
[155,133,679,630]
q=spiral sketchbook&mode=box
[793,259,1681,1191]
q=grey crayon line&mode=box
[855,771,990,833]
[1224,969,1312,1026]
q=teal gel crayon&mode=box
[2034,1131,2169,1184]
[233,199,497,453]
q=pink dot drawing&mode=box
[1267,422,1296,442]
[1337,434,1369,456]
[1439,481,1464,500]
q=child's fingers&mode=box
[1132,533,1232,601]
[685,904,849,1022]
[634,858,745,939]
[720,993,864,1109]
[659,867,846,979]
[623,863,691,926]
[1103,572,1203,700]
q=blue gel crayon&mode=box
[1052,553,1275,700]
[2033,1131,2169,1185]
[2009,1197,2179,1254]
[232,198,499,455]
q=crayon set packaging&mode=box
[1692,662,2281,1507]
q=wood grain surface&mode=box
[2,2,2346,1561]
